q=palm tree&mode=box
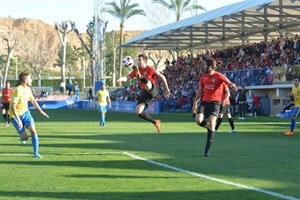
[105,0,146,86]
[153,0,206,21]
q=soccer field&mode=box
[0,109,299,200]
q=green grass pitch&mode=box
[0,109,299,200]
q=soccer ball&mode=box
[122,56,134,67]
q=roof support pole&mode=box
[188,47,194,55]
[277,29,286,36]
[204,22,209,51]
[241,11,245,45]
[262,6,270,44]
[220,40,227,50]
[189,28,194,55]
[221,16,226,50]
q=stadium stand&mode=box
[116,0,299,116]
[112,33,299,116]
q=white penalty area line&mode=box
[123,152,299,200]
[0,153,31,156]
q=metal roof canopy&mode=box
[121,0,300,51]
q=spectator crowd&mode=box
[111,34,300,112]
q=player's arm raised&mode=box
[117,75,130,83]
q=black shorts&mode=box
[197,101,221,118]
[137,83,158,106]
[2,103,10,111]
[219,104,230,115]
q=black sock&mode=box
[197,120,207,128]
[215,117,222,130]
[204,129,215,155]
[138,112,156,124]
[140,77,148,84]
[2,114,6,121]
[228,118,235,130]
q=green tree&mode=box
[152,0,206,21]
[105,0,145,86]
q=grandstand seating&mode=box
[112,33,299,115]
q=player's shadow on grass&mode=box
[66,174,180,179]
[31,109,197,123]
[0,189,275,200]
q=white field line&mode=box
[50,152,123,155]
[1,151,299,200]
[0,153,31,156]
[123,152,299,200]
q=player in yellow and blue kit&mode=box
[9,71,49,158]
[93,83,111,126]
[284,78,300,136]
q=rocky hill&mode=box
[0,17,145,69]
[0,17,86,62]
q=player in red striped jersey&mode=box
[118,54,170,133]
[193,58,237,157]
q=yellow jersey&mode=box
[9,85,34,117]
[95,89,110,106]
[292,85,300,107]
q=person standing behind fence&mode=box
[93,83,111,127]
[236,85,247,120]
[284,78,300,136]
[66,81,73,96]
[247,93,259,117]
[88,87,94,101]
[9,71,49,158]
[2,81,13,126]
[229,89,237,115]
[74,82,80,100]
[60,81,65,94]
[215,83,236,133]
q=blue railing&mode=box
[224,67,273,87]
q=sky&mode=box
[0,0,243,33]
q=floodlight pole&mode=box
[82,57,86,91]
[112,30,116,87]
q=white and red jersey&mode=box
[2,88,13,104]
[199,71,231,102]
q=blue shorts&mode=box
[11,110,35,134]
[98,105,107,113]
[291,106,300,117]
